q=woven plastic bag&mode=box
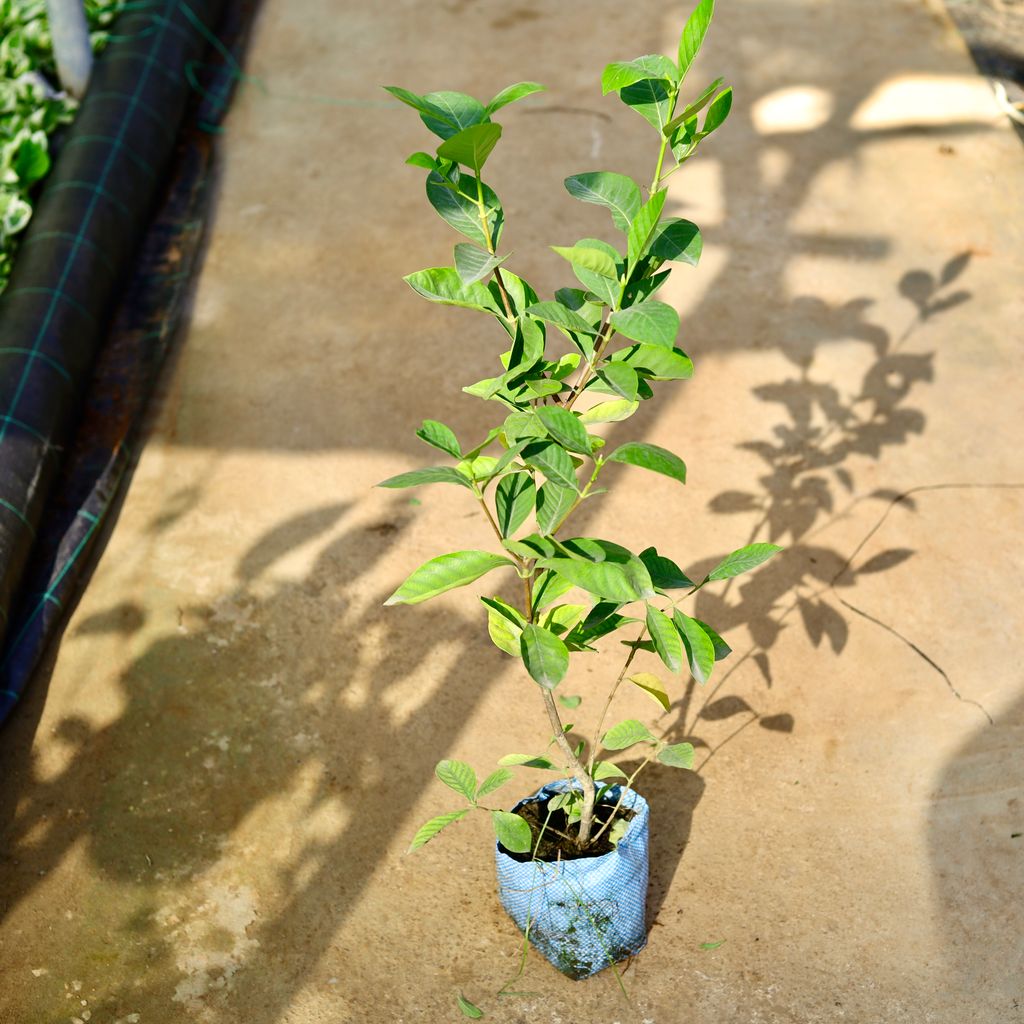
[494,780,650,979]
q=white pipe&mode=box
[45,0,93,99]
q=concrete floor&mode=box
[2,0,1023,1021]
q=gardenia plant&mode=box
[381,0,779,857]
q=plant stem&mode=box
[492,266,514,319]
[473,488,506,546]
[590,750,655,845]
[587,629,646,772]
[540,689,597,847]
[649,87,679,195]
[523,571,534,624]
[472,170,515,319]
[549,459,604,535]
[564,315,615,411]
[650,136,669,195]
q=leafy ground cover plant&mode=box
[382,0,780,857]
[0,0,122,292]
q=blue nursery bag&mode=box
[494,781,650,979]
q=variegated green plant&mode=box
[0,0,122,292]
[383,0,779,855]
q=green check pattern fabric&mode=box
[0,0,230,723]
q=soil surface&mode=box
[502,798,635,862]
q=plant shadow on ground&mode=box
[0,497,504,1020]
[588,251,972,944]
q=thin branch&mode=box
[588,630,646,772]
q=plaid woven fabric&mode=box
[495,781,649,979]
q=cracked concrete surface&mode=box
[1,0,1023,1021]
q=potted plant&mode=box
[380,0,779,984]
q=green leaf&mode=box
[415,419,462,458]
[377,466,472,489]
[438,122,503,169]
[624,269,671,307]
[639,547,695,590]
[462,375,504,401]
[502,316,546,373]
[610,343,694,380]
[554,287,604,325]
[564,172,643,232]
[602,55,679,94]
[426,171,503,249]
[13,139,49,183]
[520,624,570,689]
[458,454,500,484]
[525,300,599,338]
[420,89,488,140]
[551,244,619,281]
[454,243,509,285]
[602,719,657,750]
[595,362,639,401]
[384,550,512,605]
[563,238,623,308]
[579,399,639,424]
[543,603,587,636]
[699,939,726,951]
[504,534,558,560]
[2,196,32,236]
[610,300,679,348]
[521,442,578,491]
[664,77,724,136]
[535,406,592,455]
[620,78,674,133]
[476,768,514,800]
[607,441,687,484]
[707,543,782,581]
[673,610,716,683]
[626,190,667,269]
[523,378,561,398]
[457,993,485,1019]
[408,809,470,851]
[532,570,577,611]
[536,558,641,604]
[535,480,576,535]
[658,742,696,769]
[695,618,731,659]
[593,760,627,781]
[501,411,544,444]
[405,151,438,170]
[492,810,533,854]
[650,218,703,266]
[646,604,684,672]
[404,266,500,312]
[571,611,636,647]
[485,601,524,657]
[629,671,672,712]
[678,0,715,78]
[385,85,457,129]
[436,759,477,802]
[558,694,582,709]
[495,472,536,537]
[498,753,557,769]
[485,80,546,115]
[702,86,732,136]
[561,537,633,561]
